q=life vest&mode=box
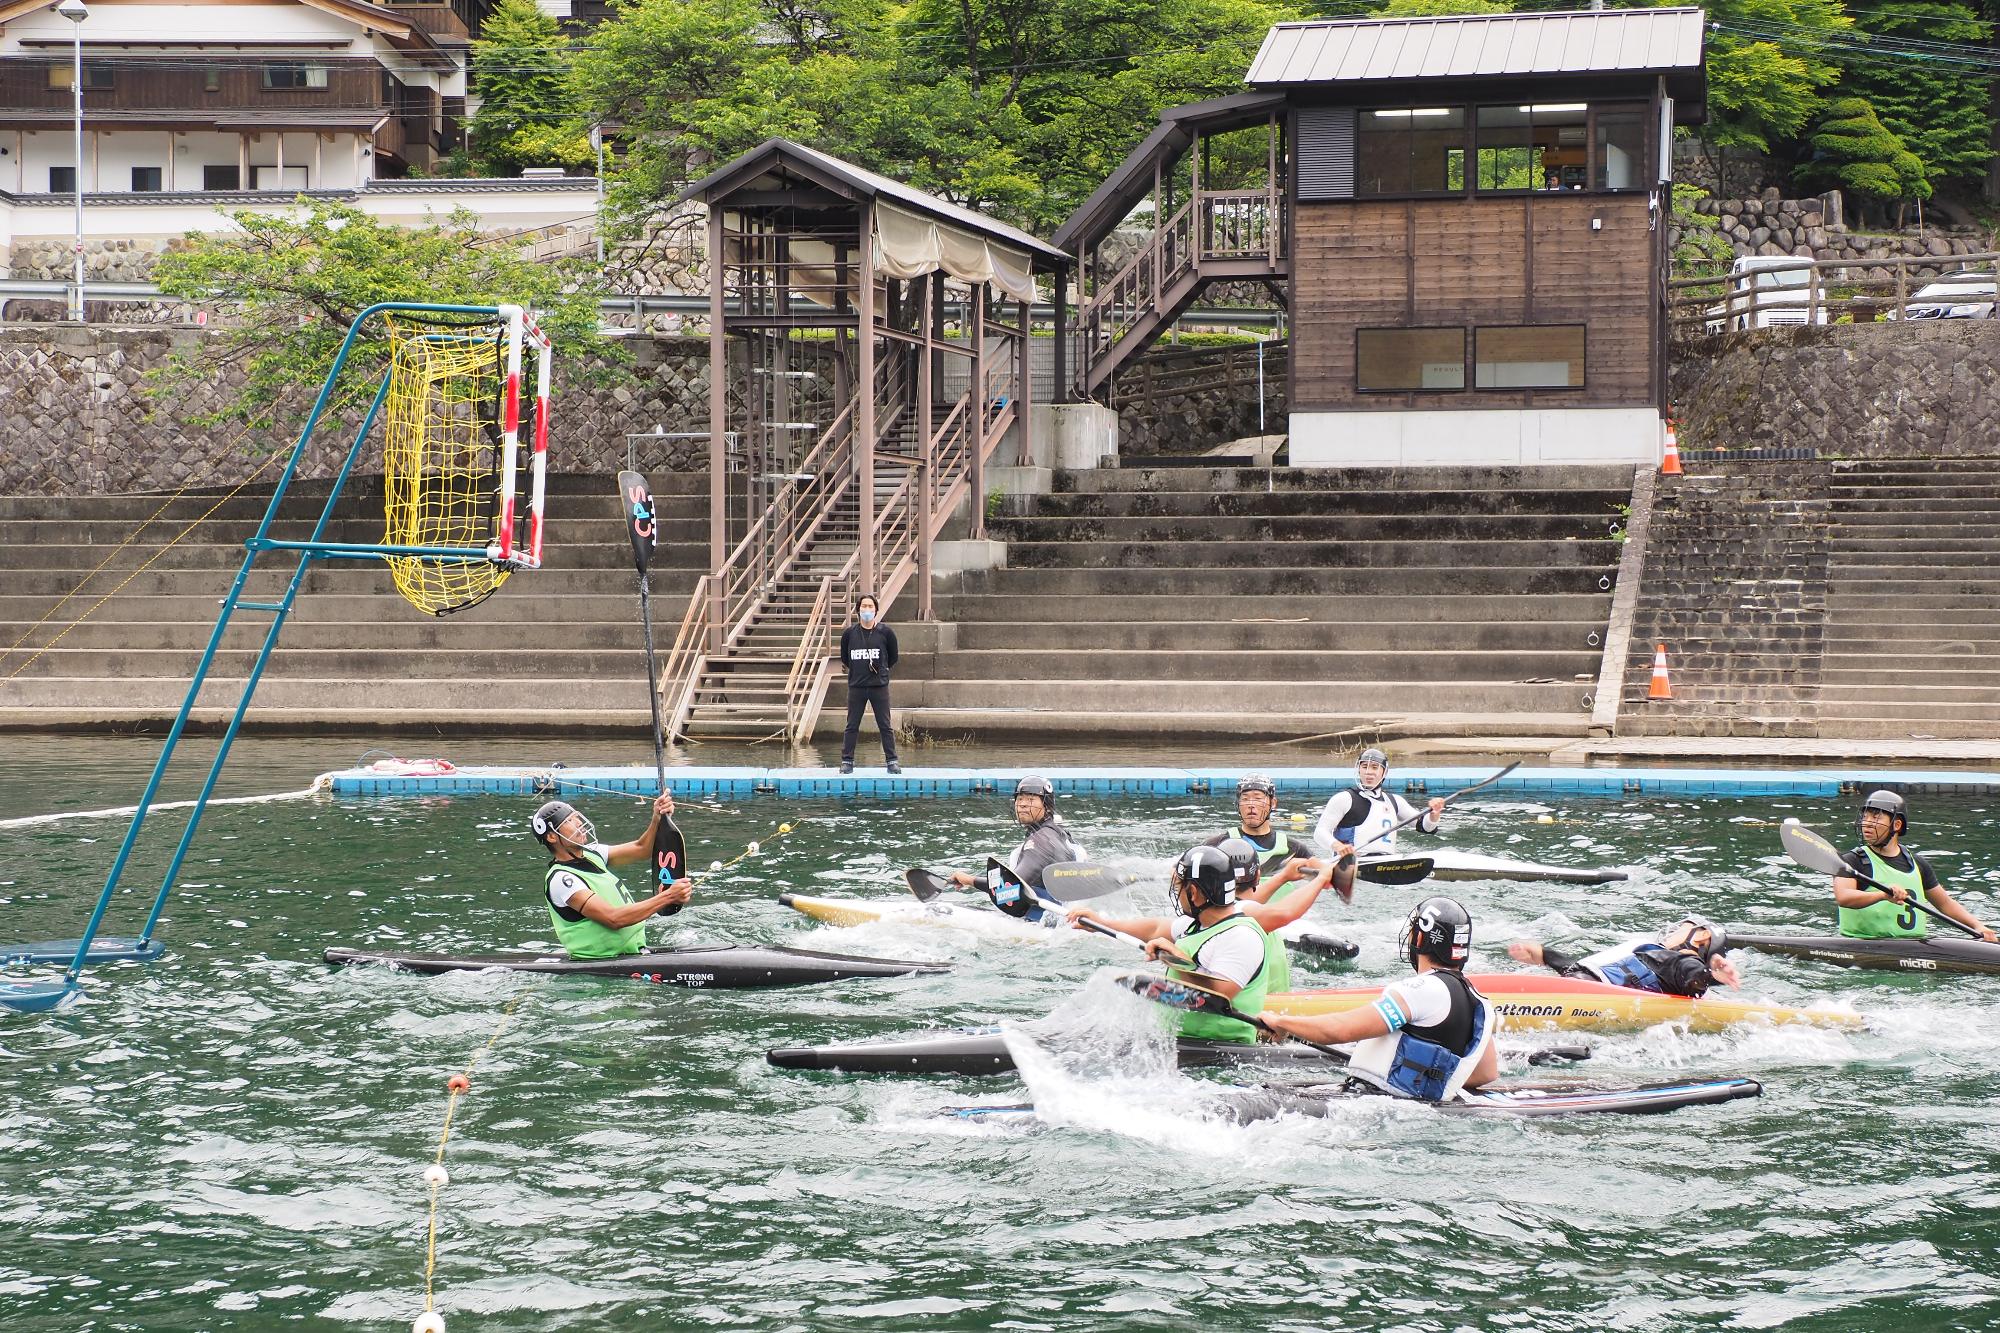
[1010,821,1085,889]
[1168,913,1271,1045]
[1334,786,1406,855]
[1223,826,1297,875]
[1838,847,1928,939]
[545,848,648,959]
[1345,969,1495,1103]
[1576,940,1672,993]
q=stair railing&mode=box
[783,572,843,743]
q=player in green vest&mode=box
[1833,790,1995,941]
[1070,845,1272,1043]
[532,794,693,959]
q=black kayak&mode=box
[767,1024,1347,1076]
[1731,932,2000,977]
[942,1076,1763,1123]
[326,944,950,989]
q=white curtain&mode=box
[873,202,1037,304]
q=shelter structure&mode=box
[667,138,1067,742]
[1059,7,1707,466]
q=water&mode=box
[4,736,2000,1331]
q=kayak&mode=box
[2,936,166,966]
[767,1024,1348,1076]
[941,1076,1762,1124]
[1267,973,1863,1034]
[779,892,1359,962]
[1732,932,2000,977]
[324,943,950,989]
[1379,849,1628,886]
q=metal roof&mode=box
[1247,7,1704,86]
[680,138,1068,268]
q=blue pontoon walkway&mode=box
[315,765,2000,801]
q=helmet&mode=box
[1014,775,1056,815]
[530,800,592,845]
[1236,773,1277,799]
[1404,896,1472,969]
[1171,844,1237,913]
[1664,915,1729,963]
[1862,789,1907,836]
[1215,837,1262,896]
[1358,747,1388,768]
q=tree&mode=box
[1840,2,1993,193]
[1796,96,1930,219]
[1373,0,1511,16]
[470,0,594,175]
[1699,0,1851,155]
[149,199,615,427]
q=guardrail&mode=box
[1669,251,2000,338]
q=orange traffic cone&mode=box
[1648,643,1673,700]
[1661,419,1684,475]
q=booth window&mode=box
[1475,325,1586,389]
[1476,104,1590,192]
[1358,327,1466,392]
[1355,108,1465,197]
[1594,106,1648,189]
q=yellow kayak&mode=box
[1266,973,1863,1035]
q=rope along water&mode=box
[414,817,802,1327]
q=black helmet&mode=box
[1404,896,1472,969]
[1665,915,1729,963]
[1215,837,1262,896]
[1171,844,1237,912]
[1862,789,1907,836]
[530,799,591,845]
[1014,775,1056,815]
[1236,773,1277,799]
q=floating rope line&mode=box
[0,785,322,831]
[2,447,289,680]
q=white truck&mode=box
[1704,256,1829,333]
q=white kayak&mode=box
[1373,849,1628,886]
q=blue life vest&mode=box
[1579,942,1671,993]
[1349,970,1494,1103]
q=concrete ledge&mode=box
[929,539,1007,574]
[985,465,1053,497]
[1290,408,1660,468]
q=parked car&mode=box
[1703,257,1830,333]
[1898,272,1997,320]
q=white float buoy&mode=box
[709,860,723,872]
[413,1311,446,1333]
[423,1164,448,1188]
[746,841,760,855]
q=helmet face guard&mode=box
[531,800,593,847]
[1664,915,1728,963]
[1013,775,1056,819]
[1358,748,1388,788]
[1861,789,1907,838]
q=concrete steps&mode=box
[914,463,1628,737]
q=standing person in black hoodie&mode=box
[838,594,900,774]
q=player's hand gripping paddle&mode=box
[618,471,683,914]
[1780,821,1978,938]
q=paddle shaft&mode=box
[1349,761,1523,858]
[1838,862,1980,938]
[619,472,683,912]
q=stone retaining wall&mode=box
[1670,321,2000,458]
[1114,342,1289,455]
[1675,191,1991,269]
[1621,461,1830,737]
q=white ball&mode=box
[423,1164,448,1188]
[709,860,723,872]
[413,1312,446,1333]
[1782,816,1801,826]
[746,841,760,855]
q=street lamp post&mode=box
[57,0,87,323]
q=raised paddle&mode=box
[1347,760,1524,858]
[1780,821,1982,939]
[618,470,683,915]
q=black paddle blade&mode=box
[1355,856,1434,887]
[1527,1045,1593,1066]
[651,812,685,915]
[1292,933,1361,962]
[906,867,949,902]
[617,470,657,576]
[1114,971,1236,1017]
[1779,821,1847,876]
[1036,859,1142,904]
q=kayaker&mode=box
[1506,916,1742,997]
[1834,791,1996,942]
[947,776,1085,921]
[1311,748,1446,901]
[1070,845,1273,1044]
[531,795,692,960]
[1262,896,1498,1101]
[1205,773,1316,874]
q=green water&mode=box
[4,736,2000,1331]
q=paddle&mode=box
[1292,933,1361,962]
[1347,760,1523,858]
[1074,915,1198,969]
[1354,856,1435,886]
[1116,972,1350,1060]
[619,470,683,915]
[1780,821,1981,939]
[905,867,955,902]
[909,859,1140,906]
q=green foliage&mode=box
[149,199,617,429]
[1374,0,1511,15]
[1841,3,1993,191]
[1699,0,1850,155]
[1798,96,1930,203]
[1670,183,1737,282]
[470,0,593,175]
